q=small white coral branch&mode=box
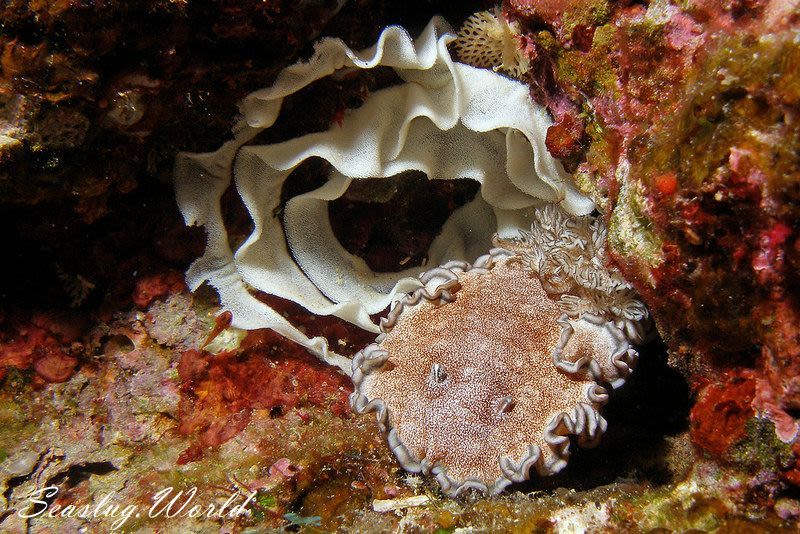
[453,8,530,78]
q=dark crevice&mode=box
[2,448,51,503]
[513,337,691,493]
[3,473,32,504]
[9,462,118,517]
[329,173,480,273]
[47,461,118,490]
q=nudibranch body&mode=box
[351,207,648,496]
[175,12,649,496]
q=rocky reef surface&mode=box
[1,0,799,532]
[503,0,800,493]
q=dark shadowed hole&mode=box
[513,337,691,493]
[8,462,117,519]
[329,171,480,272]
[49,461,118,489]
[102,333,136,355]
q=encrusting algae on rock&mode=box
[4,0,799,531]
[498,0,800,494]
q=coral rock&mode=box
[132,270,186,309]
[690,370,756,457]
[505,0,800,479]
[0,314,82,383]
[177,332,352,463]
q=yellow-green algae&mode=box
[609,171,664,271]
[560,0,612,40]
[642,30,800,192]
[729,418,795,474]
[3,337,797,532]
[537,6,800,291]
[293,460,796,533]
[0,370,43,462]
[550,24,620,99]
[0,300,395,533]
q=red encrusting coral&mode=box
[785,442,800,486]
[176,329,353,464]
[653,172,678,198]
[690,370,756,457]
[0,312,83,383]
[132,270,187,309]
[545,111,585,160]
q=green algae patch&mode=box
[643,31,800,192]
[552,23,619,98]
[729,418,795,473]
[561,0,612,37]
[573,168,609,212]
[0,374,42,455]
[619,476,728,532]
